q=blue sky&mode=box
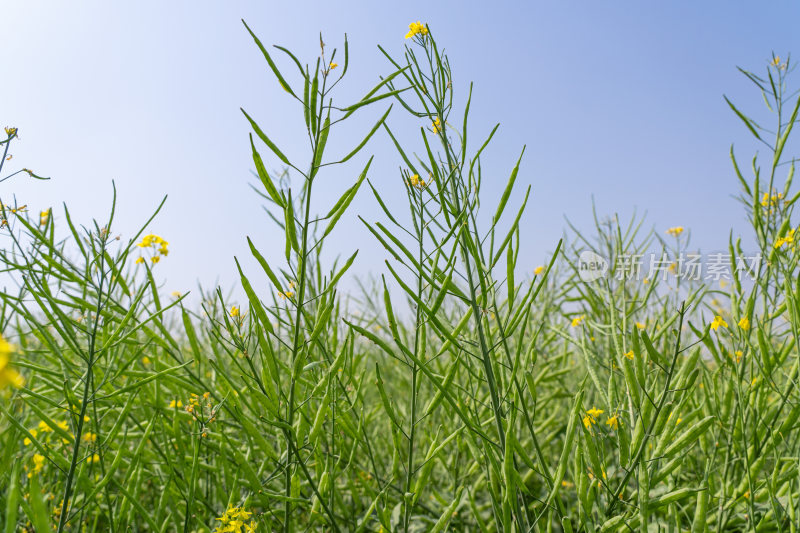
[2,1,798,296]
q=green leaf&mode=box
[250,133,284,207]
[724,95,763,141]
[493,146,525,225]
[342,88,410,116]
[247,236,284,291]
[241,108,291,166]
[323,157,372,237]
[242,19,297,97]
[284,189,300,254]
[337,106,392,163]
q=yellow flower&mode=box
[623,350,634,360]
[214,506,255,533]
[432,117,442,134]
[571,315,585,328]
[24,429,37,446]
[151,256,160,264]
[39,210,50,226]
[82,432,97,443]
[30,454,45,475]
[635,322,646,330]
[643,278,649,284]
[587,407,603,419]
[534,265,544,275]
[38,421,53,433]
[774,228,795,250]
[666,226,684,237]
[137,234,169,261]
[733,350,743,364]
[230,306,240,318]
[408,173,427,189]
[404,21,428,39]
[169,399,183,408]
[138,234,164,248]
[0,336,24,389]
[142,356,151,365]
[135,257,145,264]
[329,62,338,70]
[606,415,619,430]
[710,315,728,331]
[4,126,18,137]
[738,317,750,330]
[583,407,604,429]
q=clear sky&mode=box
[2,2,798,297]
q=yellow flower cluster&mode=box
[404,21,428,39]
[665,226,684,237]
[214,506,257,533]
[582,406,603,429]
[761,190,784,208]
[710,315,728,331]
[135,234,169,264]
[4,126,17,137]
[534,265,544,275]
[774,228,796,250]
[432,116,442,134]
[771,56,786,70]
[408,174,427,190]
[23,428,38,446]
[185,392,206,414]
[278,281,296,300]
[24,418,77,447]
[184,392,217,435]
[583,407,619,431]
[29,453,45,477]
[40,209,50,226]
[571,315,585,328]
[0,335,24,389]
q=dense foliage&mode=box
[1,22,799,533]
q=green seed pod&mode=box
[308,388,331,446]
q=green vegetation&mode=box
[1,22,799,532]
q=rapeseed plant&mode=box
[0,18,798,533]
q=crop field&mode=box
[1,17,800,533]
